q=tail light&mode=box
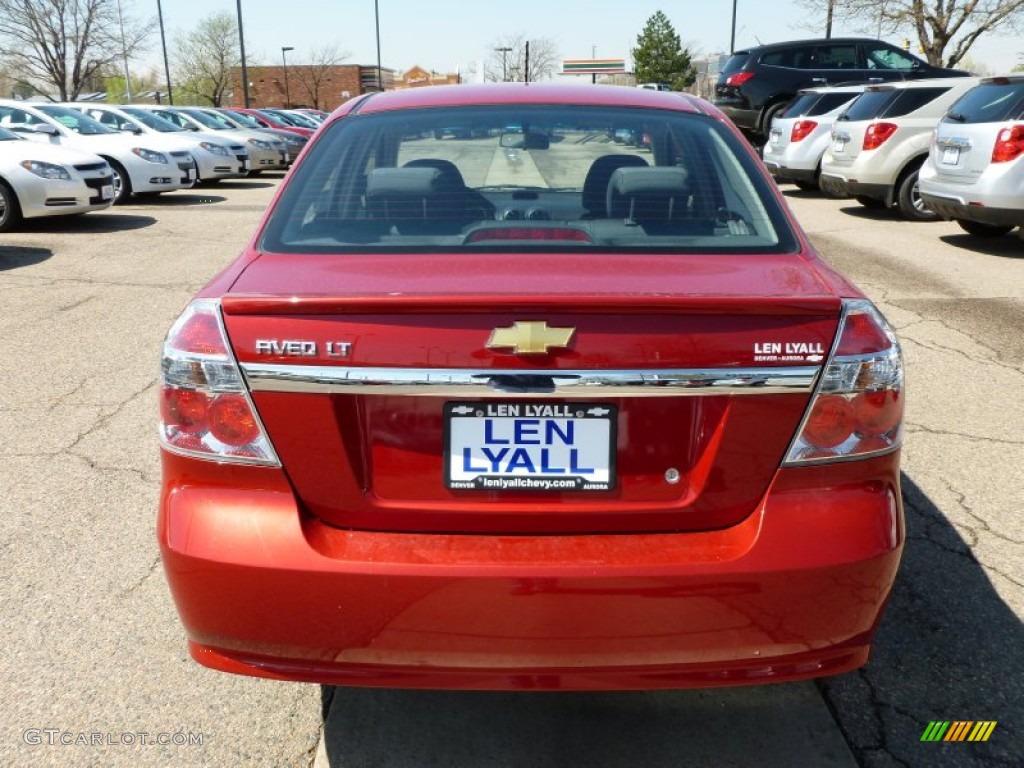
[863,122,898,150]
[785,300,903,464]
[159,299,279,464]
[725,72,755,86]
[991,124,1024,163]
[791,120,818,142]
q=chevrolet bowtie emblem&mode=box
[486,321,576,355]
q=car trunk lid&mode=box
[222,252,842,535]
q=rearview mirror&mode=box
[499,131,549,150]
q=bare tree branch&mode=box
[485,33,559,82]
[288,44,350,109]
[0,0,151,100]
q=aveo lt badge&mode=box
[486,321,575,355]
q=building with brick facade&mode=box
[228,64,395,111]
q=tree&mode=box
[794,0,1024,68]
[486,33,559,82]
[289,44,350,109]
[173,12,241,107]
[632,11,696,90]
[0,0,151,100]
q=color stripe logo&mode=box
[921,721,997,742]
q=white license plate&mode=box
[445,402,615,492]
[833,137,847,153]
[240,160,249,171]
[941,146,960,165]
[101,184,113,200]
[187,168,196,180]
[770,130,781,146]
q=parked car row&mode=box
[760,75,1024,237]
[0,100,316,231]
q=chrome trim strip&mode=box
[240,364,819,397]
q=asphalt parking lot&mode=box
[0,173,1020,768]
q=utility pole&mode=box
[281,46,294,107]
[375,0,383,90]
[825,0,834,38]
[525,40,530,84]
[495,46,512,82]
[730,0,738,54]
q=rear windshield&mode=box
[261,105,797,255]
[840,88,947,121]
[783,91,859,118]
[806,91,860,116]
[944,82,1024,123]
[720,54,750,74]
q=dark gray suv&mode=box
[714,38,968,139]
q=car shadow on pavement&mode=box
[0,245,51,271]
[836,204,901,221]
[213,180,277,190]
[938,234,1024,259]
[817,473,1022,768]
[10,213,156,234]
[131,194,228,207]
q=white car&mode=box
[214,108,308,159]
[819,77,980,220]
[171,107,290,173]
[0,100,196,204]
[130,105,276,176]
[919,75,1024,237]
[62,103,251,185]
[762,84,866,190]
[0,125,114,231]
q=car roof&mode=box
[865,76,980,91]
[733,37,901,54]
[350,83,704,115]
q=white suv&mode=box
[819,77,980,220]
[919,75,1024,237]
[762,84,866,190]
[0,100,196,204]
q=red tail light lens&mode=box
[725,72,755,86]
[790,120,818,142]
[863,122,898,151]
[786,300,903,464]
[991,124,1024,163]
[160,300,278,464]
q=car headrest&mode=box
[366,167,442,198]
[606,167,691,221]
[581,154,649,216]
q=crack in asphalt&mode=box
[905,422,1024,448]
[120,554,162,598]
[63,378,158,456]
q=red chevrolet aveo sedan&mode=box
[158,84,904,690]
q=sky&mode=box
[139,0,1023,77]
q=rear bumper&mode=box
[763,160,818,184]
[159,451,903,690]
[920,193,1024,228]
[715,104,759,133]
[820,174,893,204]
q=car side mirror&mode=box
[33,123,59,136]
[120,123,141,134]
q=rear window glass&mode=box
[261,105,797,255]
[806,91,859,116]
[720,54,750,74]
[761,48,812,68]
[840,90,897,121]
[944,82,1024,123]
[882,88,948,117]
[781,93,819,118]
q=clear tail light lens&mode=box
[159,299,279,464]
[863,122,898,150]
[991,124,1024,163]
[791,120,818,142]
[785,300,903,464]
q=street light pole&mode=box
[115,0,131,101]
[374,0,383,90]
[235,0,250,107]
[730,0,738,54]
[281,46,294,107]
[156,0,174,104]
[494,46,512,82]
